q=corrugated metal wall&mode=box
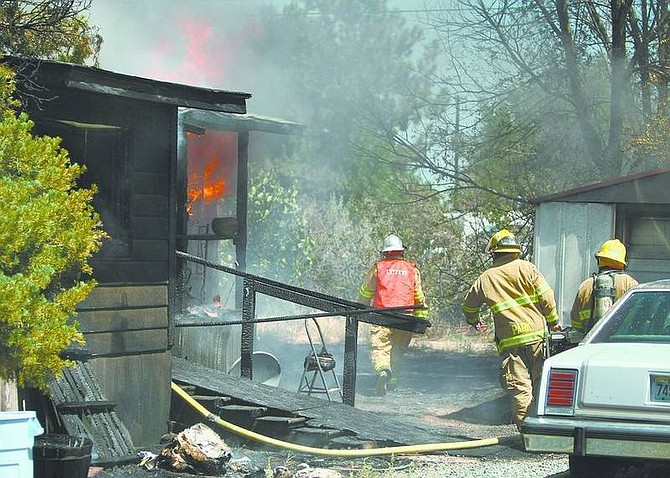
[533,202,615,325]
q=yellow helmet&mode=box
[595,239,627,268]
[486,229,521,253]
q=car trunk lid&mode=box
[579,344,670,416]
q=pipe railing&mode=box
[175,250,430,405]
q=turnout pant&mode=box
[500,341,545,430]
[370,324,413,386]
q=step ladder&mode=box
[297,318,343,402]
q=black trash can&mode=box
[33,434,93,478]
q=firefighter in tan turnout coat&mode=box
[463,229,559,430]
[571,239,638,334]
[358,234,428,396]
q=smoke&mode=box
[88,0,431,315]
[88,0,295,117]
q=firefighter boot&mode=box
[376,369,391,396]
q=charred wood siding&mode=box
[30,90,176,446]
[76,284,169,356]
[88,351,171,447]
[76,284,170,446]
[173,322,242,375]
[31,89,175,284]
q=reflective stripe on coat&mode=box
[462,255,558,354]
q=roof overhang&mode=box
[532,167,670,205]
[180,108,305,135]
[3,56,251,113]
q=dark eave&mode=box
[180,108,305,135]
[3,56,251,113]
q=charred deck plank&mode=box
[172,356,467,446]
[47,359,137,466]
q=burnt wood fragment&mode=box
[47,360,137,465]
[253,415,307,436]
[56,400,116,411]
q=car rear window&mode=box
[592,290,670,343]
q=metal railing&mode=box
[174,250,430,406]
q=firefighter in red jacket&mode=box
[358,234,428,396]
[463,229,559,430]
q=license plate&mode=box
[651,375,670,402]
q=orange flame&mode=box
[188,157,227,205]
[186,131,238,218]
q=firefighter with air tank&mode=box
[462,229,560,430]
[570,239,638,335]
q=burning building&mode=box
[3,57,429,459]
[3,56,251,447]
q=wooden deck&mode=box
[171,356,472,449]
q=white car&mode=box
[522,280,670,477]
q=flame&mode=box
[143,13,263,88]
[188,157,227,205]
[186,131,238,218]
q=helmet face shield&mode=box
[486,229,521,253]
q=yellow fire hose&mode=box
[171,381,505,457]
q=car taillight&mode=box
[546,368,577,412]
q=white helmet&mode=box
[381,234,405,253]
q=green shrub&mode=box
[0,64,106,389]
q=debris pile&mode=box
[140,423,232,474]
